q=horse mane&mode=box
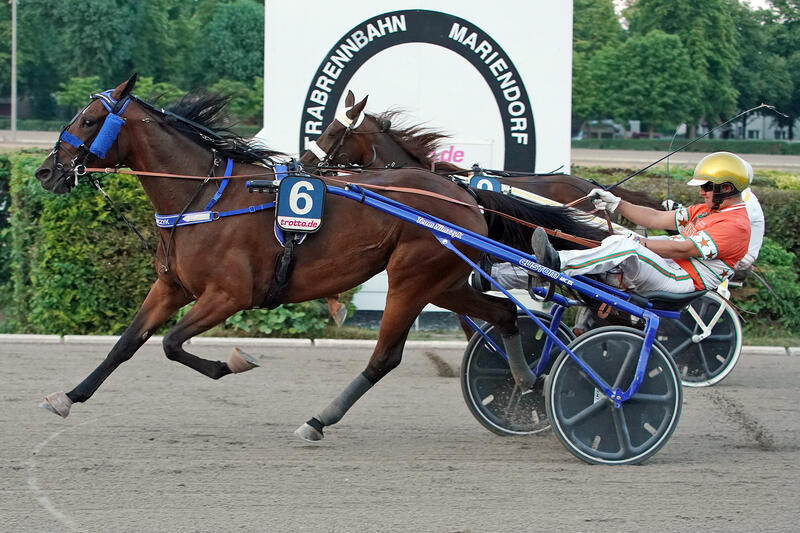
[373,110,450,167]
[157,90,285,164]
[474,189,608,252]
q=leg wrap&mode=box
[316,373,374,427]
[501,333,538,391]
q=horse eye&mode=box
[81,118,95,128]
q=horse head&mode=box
[35,74,139,194]
[298,90,370,168]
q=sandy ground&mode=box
[1,338,799,532]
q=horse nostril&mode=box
[35,167,52,182]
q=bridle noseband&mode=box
[306,110,388,170]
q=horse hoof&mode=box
[295,423,324,442]
[228,347,260,374]
[332,304,348,327]
[40,391,72,418]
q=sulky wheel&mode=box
[545,327,682,465]
[656,291,742,387]
[461,310,574,436]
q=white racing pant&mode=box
[491,235,696,294]
[559,235,696,293]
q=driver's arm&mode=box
[616,201,678,230]
[641,236,700,259]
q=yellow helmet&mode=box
[687,152,749,192]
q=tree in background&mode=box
[128,77,185,105]
[20,1,139,90]
[187,0,264,88]
[591,31,700,136]
[55,77,102,112]
[55,75,185,111]
[9,0,264,123]
[209,77,264,126]
[129,0,186,84]
[765,0,800,138]
[729,2,793,139]
[573,0,624,56]
[0,2,10,96]
[624,0,740,133]
[572,0,624,126]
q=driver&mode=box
[735,161,765,273]
[529,151,753,294]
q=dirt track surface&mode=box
[2,339,799,532]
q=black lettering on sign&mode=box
[299,9,536,172]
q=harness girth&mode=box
[261,235,298,310]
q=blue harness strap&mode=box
[60,131,86,150]
[155,158,276,228]
[155,202,276,228]
[204,158,233,210]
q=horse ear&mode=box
[345,90,355,108]
[348,95,368,120]
[114,73,138,100]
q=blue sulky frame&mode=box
[328,182,682,408]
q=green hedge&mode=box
[0,155,11,321]
[572,138,800,155]
[1,150,798,337]
[3,151,158,334]
[0,150,336,337]
[733,238,800,331]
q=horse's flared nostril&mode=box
[35,166,51,183]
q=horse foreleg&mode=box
[161,291,254,380]
[41,278,190,418]
[295,291,426,442]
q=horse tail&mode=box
[474,189,608,252]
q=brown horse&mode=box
[299,91,663,214]
[299,92,655,335]
[33,75,605,441]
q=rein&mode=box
[316,174,601,248]
[83,167,273,180]
[84,165,601,248]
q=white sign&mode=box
[262,1,573,174]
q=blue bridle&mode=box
[58,89,131,160]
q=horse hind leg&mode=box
[41,278,191,418]
[161,290,259,379]
[432,285,538,391]
[295,290,426,442]
[326,295,347,327]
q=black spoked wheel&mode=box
[656,292,742,387]
[545,327,682,465]
[461,311,574,436]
